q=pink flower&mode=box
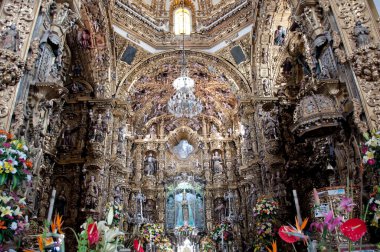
[324,211,342,232]
[339,197,355,213]
[3,143,10,148]
[368,159,376,165]
[361,146,368,154]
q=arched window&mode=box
[174,8,191,35]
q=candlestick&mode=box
[47,188,57,223]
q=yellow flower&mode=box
[367,151,375,159]
[1,206,13,217]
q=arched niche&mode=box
[166,126,201,160]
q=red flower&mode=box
[134,239,144,252]
[87,223,100,245]
[340,218,367,242]
[278,226,299,243]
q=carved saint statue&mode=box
[182,190,189,226]
[212,151,223,173]
[144,153,156,175]
[274,26,286,46]
[85,176,99,210]
[0,24,20,52]
[354,21,370,48]
[114,186,122,205]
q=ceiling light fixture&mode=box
[168,1,202,118]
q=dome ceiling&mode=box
[111,0,254,49]
[128,54,238,131]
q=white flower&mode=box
[22,145,28,151]
[10,222,17,230]
[27,174,32,181]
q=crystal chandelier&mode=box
[168,2,202,118]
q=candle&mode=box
[313,188,320,206]
[292,190,302,224]
[47,188,56,223]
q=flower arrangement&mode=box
[200,236,216,252]
[155,235,173,252]
[252,197,279,250]
[365,185,380,246]
[37,214,65,252]
[74,217,125,252]
[0,190,28,244]
[105,202,123,227]
[210,222,233,242]
[277,196,367,251]
[362,130,380,169]
[175,225,195,236]
[252,197,279,217]
[0,130,33,189]
[141,223,164,243]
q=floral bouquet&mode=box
[200,236,216,252]
[211,222,233,242]
[366,185,380,245]
[362,130,380,169]
[0,130,33,189]
[105,202,124,227]
[252,197,279,217]
[0,190,28,244]
[252,197,279,250]
[37,215,65,252]
[74,217,125,252]
[175,225,195,236]
[156,235,173,252]
[141,223,164,243]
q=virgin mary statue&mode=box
[176,190,195,227]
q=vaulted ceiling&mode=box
[110,0,255,50]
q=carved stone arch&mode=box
[169,0,196,32]
[117,50,251,97]
[166,126,201,155]
[66,79,94,92]
[205,115,224,131]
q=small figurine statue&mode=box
[354,20,370,48]
[114,186,122,205]
[85,175,99,210]
[0,23,20,52]
[144,153,156,175]
[212,151,223,173]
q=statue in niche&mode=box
[248,184,258,206]
[212,151,223,173]
[0,24,20,52]
[262,78,271,96]
[263,112,278,140]
[144,153,157,175]
[54,189,67,216]
[173,140,194,159]
[182,190,190,226]
[114,186,122,205]
[117,127,126,154]
[214,198,225,222]
[61,124,79,148]
[274,26,286,46]
[354,21,370,48]
[85,176,99,211]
